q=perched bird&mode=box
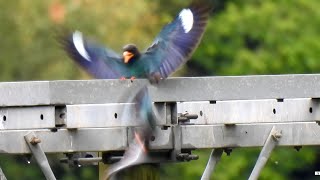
[104,86,157,179]
[60,1,212,83]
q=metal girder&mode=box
[0,81,50,106]
[0,127,171,154]
[1,74,320,106]
[0,106,55,129]
[0,98,317,129]
[0,122,318,154]
[181,122,320,149]
[66,103,167,128]
[177,98,320,124]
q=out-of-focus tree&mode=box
[192,0,320,76]
[0,0,160,81]
[1,0,320,179]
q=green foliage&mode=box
[0,0,320,179]
[194,0,320,75]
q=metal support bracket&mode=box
[24,132,56,180]
[248,126,282,180]
[200,148,223,180]
[0,166,7,180]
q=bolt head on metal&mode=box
[30,137,41,145]
[272,130,282,140]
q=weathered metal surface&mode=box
[0,81,50,106]
[181,122,320,149]
[0,106,55,129]
[66,103,167,128]
[0,127,171,154]
[1,74,320,106]
[0,123,318,153]
[177,98,320,124]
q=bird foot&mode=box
[120,77,126,80]
[130,76,136,82]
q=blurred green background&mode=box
[0,0,320,179]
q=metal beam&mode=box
[181,122,320,149]
[66,103,167,128]
[0,106,55,130]
[0,122,318,154]
[177,98,320,124]
[1,74,320,106]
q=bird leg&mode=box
[130,76,136,82]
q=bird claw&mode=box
[120,77,126,80]
[130,76,136,82]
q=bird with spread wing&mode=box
[60,1,212,83]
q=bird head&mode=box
[122,44,141,63]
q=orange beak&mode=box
[123,51,134,63]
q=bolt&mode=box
[272,130,282,141]
[30,137,41,145]
[224,148,232,156]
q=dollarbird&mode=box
[104,86,157,179]
[60,1,212,83]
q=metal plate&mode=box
[0,123,319,153]
[177,98,320,124]
[49,75,320,104]
[0,127,171,154]
[2,74,320,106]
[66,103,167,128]
[181,122,320,149]
[0,106,55,130]
[0,81,50,106]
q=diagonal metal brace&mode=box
[248,126,282,180]
[200,148,223,180]
[0,166,7,180]
[24,132,56,180]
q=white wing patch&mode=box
[72,31,91,62]
[179,9,194,33]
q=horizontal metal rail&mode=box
[1,74,320,106]
[0,122,318,154]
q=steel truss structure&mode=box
[1,74,320,179]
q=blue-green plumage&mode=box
[60,1,212,82]
[105,86,156,179]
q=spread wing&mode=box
[60,31,131,79]
[141,1,212,78]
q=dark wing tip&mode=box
[56,29,93,67]
[157,1,213,78]
[190,0,214,11]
